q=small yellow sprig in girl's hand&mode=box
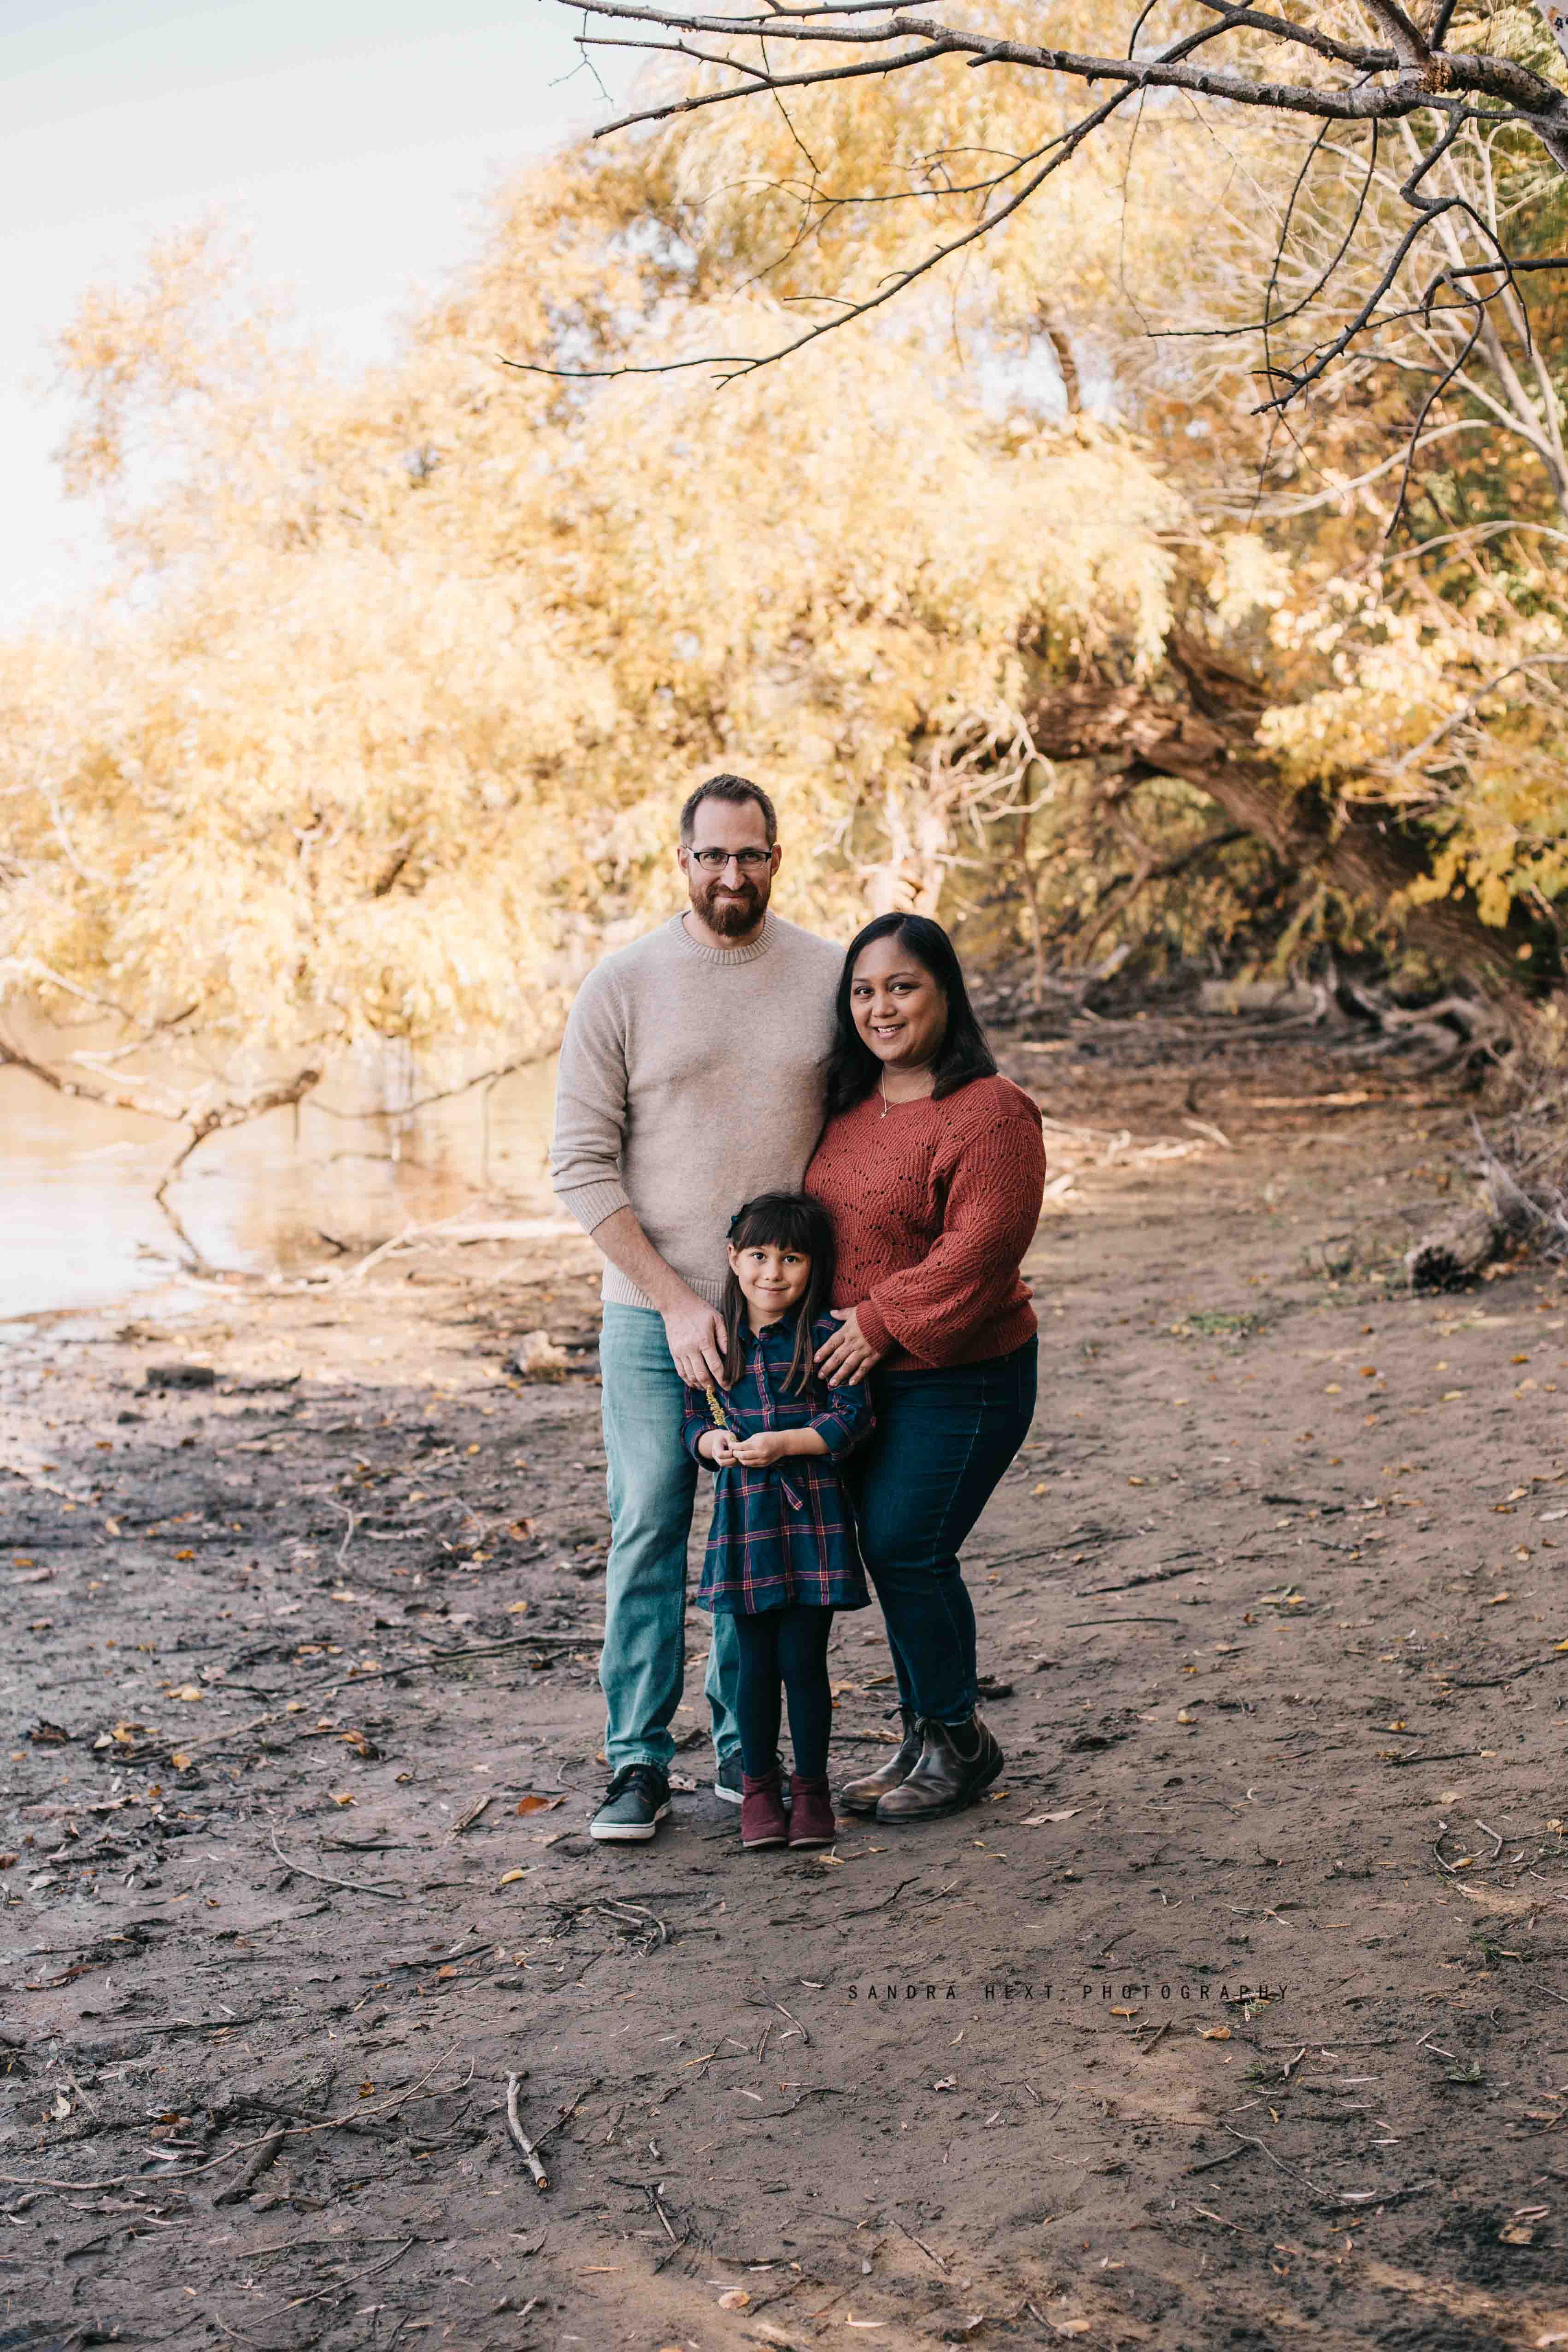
[700,1383,740,1467]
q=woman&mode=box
[805,913,1045,1824]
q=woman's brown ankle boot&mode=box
[875,1712,1004,1824]
[837,1708,921,1816]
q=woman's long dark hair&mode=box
[824,913,997,1117]
[718,1192,837,1394]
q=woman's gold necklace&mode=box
[881,1065,936,1115]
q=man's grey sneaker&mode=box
[589,1763,671,1843]
[716,1751,787,1807]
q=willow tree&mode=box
[7,0,1568,1205]
[533,0,1568,1000]
[0,180,1182,1184]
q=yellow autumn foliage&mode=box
[1,178,1184,1055]
[3,0,1566,1082]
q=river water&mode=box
[0,1026,561,1321]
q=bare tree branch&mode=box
[532,0,1568,403]
[0,1035,322,1272]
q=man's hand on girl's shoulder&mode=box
[661,1289,728,1385]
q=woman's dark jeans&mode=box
[845,1337,1037,1725]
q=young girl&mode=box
[681,1192,874,1851]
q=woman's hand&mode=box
[729,1430,789,1468]
[697,1428,740,1466]
[814,1306,885,1387]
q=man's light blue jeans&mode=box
[599,1301,741,1775]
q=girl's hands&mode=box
[697,1428,740,1466]
[729,1430,789,1468]
[813,1305,884,1387]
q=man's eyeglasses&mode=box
[688,847,772,870]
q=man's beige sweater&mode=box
[550,911,842,1310]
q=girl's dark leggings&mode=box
[731,1603,835,1779]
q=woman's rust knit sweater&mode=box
[804,1073,1046,1369]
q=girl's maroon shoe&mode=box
[740,1771,788,1848]
[787,1773,838,1849]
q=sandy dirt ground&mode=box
[4,1004,1568,2352]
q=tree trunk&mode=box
[1028,629,1559,1007]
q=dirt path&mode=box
[4,1013,1568,2352]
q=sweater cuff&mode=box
[857,1297,894,1356]
[554,1176,632,1238]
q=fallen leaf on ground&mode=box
[506,1599,530,1614]
[516,1794,564,1815]
[329,1791,356,1807]
[717,2287,751,2310]
[1200,2026,1231,2041]
[1022,1809,1078,1825]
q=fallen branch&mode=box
[268,1824,405,1899]
[211,2129,284,2208]
[0,1035,323,1273]
[505,2075,550,2190]
[325,1634,593,1683]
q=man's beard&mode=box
[692,873,769,936]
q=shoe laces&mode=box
[605,1762,666,1801]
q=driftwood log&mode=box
[1405,1154,1548,1290]
[1405,1200,1509,1292]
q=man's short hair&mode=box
[679,773,777,848]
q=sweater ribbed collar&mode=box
[671,909,778,967]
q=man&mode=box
[550,775,842,1842]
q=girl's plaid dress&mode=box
[681,1312,874,1615]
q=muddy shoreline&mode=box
[4,1010,1568,2352]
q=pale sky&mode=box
[0,0,634,629]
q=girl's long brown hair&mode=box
[718,1192,837,1395]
